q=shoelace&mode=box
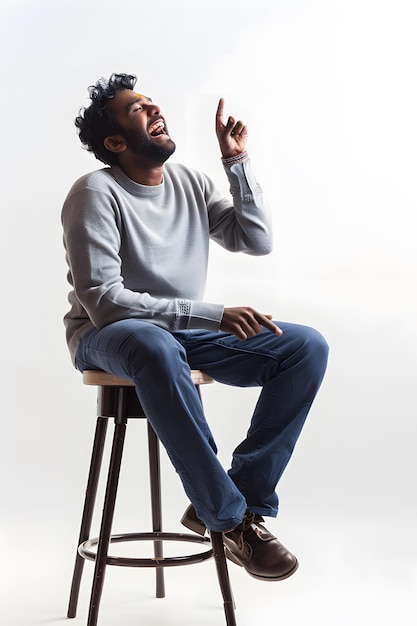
[234,509,256,549]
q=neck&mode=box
[117,150,165,185]
[119,161,164,186]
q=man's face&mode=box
[107,89,176,164]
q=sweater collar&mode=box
[109,166,164,196]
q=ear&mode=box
[104,135,127,154]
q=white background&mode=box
[1,1,416,625]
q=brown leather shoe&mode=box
[181,503,242,535]
[223,509,299,581]
[181,503,207,536]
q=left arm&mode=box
[207,98,273,255]
[205,99,278,339]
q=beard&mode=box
[122,128,176,164]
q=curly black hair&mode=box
[75,73,137,165]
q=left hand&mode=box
[215,97,248,158]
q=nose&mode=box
[145,101,161,115]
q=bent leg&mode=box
[75,320,246,531]
[182,322,329,517]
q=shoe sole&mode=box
[225,548,299,581]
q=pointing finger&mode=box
[258,314,283,335]
[216,98,225,124]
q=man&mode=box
[62,73,328,582]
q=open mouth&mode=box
[148,119,167,137]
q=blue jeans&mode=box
[75,321,329,532]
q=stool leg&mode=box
[87,416,127,626]
[197,384,237,623]
[67,417,108,619]
[147,421,166,598]
[210,532,237,626]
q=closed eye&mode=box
[127,95,153,115]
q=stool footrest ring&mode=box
[79,532,213,568]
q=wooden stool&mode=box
[67,369,236,626]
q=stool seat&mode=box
[83,369,214,387]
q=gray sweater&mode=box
[62,157,272,364]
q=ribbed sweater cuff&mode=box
[188,301,224,330]
[221,150,249,166]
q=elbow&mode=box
[250,241,273,256]
[242,233,273,256]
[83,303,113,329]
[79,288,122,329]
[257,242,273,256]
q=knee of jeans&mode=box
[303,326,329,372]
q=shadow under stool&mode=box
[67,369,236,626]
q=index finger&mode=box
[257,313,283,336]
[216,97,225,123]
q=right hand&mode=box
[220,307,283,341]
[215,98,248,159]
